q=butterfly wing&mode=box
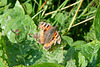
[43,29,61,50]
[38,22,52,44]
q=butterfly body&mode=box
[38,22,61,50]
[44,26,57,43]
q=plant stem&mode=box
[60,16,95,33]
[45,1,81,16]
[32,9,44,19]
[67,0,84,32]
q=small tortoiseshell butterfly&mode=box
[38,22,61,50]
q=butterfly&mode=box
[38,22,61,50]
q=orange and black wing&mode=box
[43,30,61,50]
[38,22,52,44]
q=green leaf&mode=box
[64,47,75,61]
[62,36,73,46]
[81,41,99,61]
[84,27,96,41]
[75,40,100,67]
[96,63,100,67]
[13,64,25,67]
[72,40,86,47]
[34,50,64,64]
[0,57,8,67]
[78,52,88,67]
[96,48,100,65]
[5,39,39,66]
[0,0,7,6]
[0,4,11,15]
[0,50,3,56]
[55,13,66,25]
[25,3,32,14]
[15,0,25,14]
[30,63,64,67]
[94,4,100,41]
[1,35,39,66]
[0,0,36,43]
[66,59,76,67]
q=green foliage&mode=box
[66,59,76,67]
[0,1,36,43]
[0,57,8,67]
[94,4,100,41]
[0,0,100,67]
[62,36,73,46]
[0,0,7,6]
[29,63,64,67]
[24,3,32,14]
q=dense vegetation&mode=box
[0,0,100,67]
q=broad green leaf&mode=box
[0,4,11,15]
[15,0,25,14]
[25,3,32,14]
[78,52,88,67]
[1,34,39,67]
[55,13,66,25]
[72,40,86,47]
[0,57,8,67]
[96,63,100,67]
[85,27,96,41]
[64,47,75,61]
[5,39,39,66]
[30,63,64,67]
[0,0,7,6]
[75,40,100,67]
[13,65,25,67]
[80,41,99,62]
[66,59,76,67]
[62,36,73,46]
[34,49,64,64]
[0,0,36,43]
[96,48,100,65]
[94,4,100,41]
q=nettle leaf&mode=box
[66,59,76,67]
[96,47,100,65]
[74,41,100,66]
[0,16,37,67]
[0,57,8,67]
[34,49,64,64]
[5,39,39,66]
[64,47,75,61]
[94,4,100,41]
[78,52,88,67]
[85,27,96,41]
[62,36,73,46]
[30,63,64,67]
[0,0,36,43]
